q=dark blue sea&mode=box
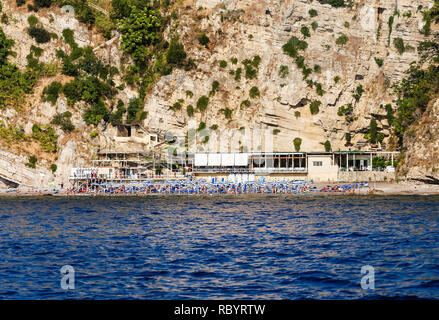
[0,195,438,299]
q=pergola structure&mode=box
[332,151,399,171]
[70,150,400,184]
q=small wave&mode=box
[190,271,218,278]
[360,294,423,300]
[298,275,352,286]
[138,270,170,278]
[343,232,368,237]
[311,232,333,237]
[0,290,18,297]
[71,207,96,214]
[123,256,138,262]
[33,251,53,256]
[419,279,439,288]
[1,195,438,299]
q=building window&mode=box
[313,161,323,167]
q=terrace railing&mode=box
[192,167,308,173]
[192,167,251,173]
[253,167,308,173]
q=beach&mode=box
[309,181,439,195]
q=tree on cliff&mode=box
[119,6,162,67]
[0,28,14,63]
[369,119,378,144]
[391,2,439,147]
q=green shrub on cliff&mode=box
[234,67,242,81]
[394,37,406,54]
[249,86,260,98]
[51,111,75,132]
[317,0,345,8]
[26,156,37,168]
[384,104,394,126]
[352,84,364,101]
[27,15,39,27]
[391,63,439,145]
[126,97,146,124]
[109,100,126,125]
[421,1,439,36]
[209,80,220,96]
[315,82,325,96]
[374,57,384,67]
[300,26,311,38]
[83,100,111,126]
[324,140,331,152]
[282,36,308,58]
[293,137,302,152]
[186,104,194,117]
[42,81,62,105]
[28,26,51,43]
[110,0,132,20]
[34,0,51,8]
[310,100,321,115]
[345,132,351,144]
[62,76,114,106]
[337,103,353,117]
[166,37,187,67]
[336,34,349,46]
[369,118,378,144]
[196,95,209,112]
[309,9,318,17]
[242,57,260,80]
[197,122,206,132]
[221,107,233,120]
[119,6,162,66]
[219,60,227,68]
[31,124,58,152]
[279,65,289,78]
[0,28,37,110]
[171,102,182,111]
[0,122,27,144]
[240,99,250,108]
[198,33,209,48]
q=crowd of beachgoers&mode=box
[57,180,371,195]
[1,180,373,196]
[3,180,439,196]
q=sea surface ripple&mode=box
[0,195,438,299]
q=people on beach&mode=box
[62,180,368,195]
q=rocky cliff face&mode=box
[146,0,433,152]
[0,0,436,187]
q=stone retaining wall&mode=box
[337,170,396,182]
